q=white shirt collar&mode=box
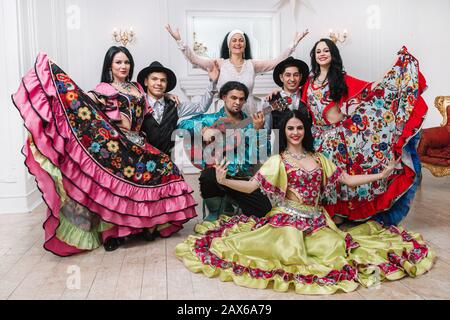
[147,95,165,107]
[281,89,299,98]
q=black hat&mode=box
[137,61,177,93]
[273,57,310,88]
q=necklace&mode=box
[113,80,133,93]
[230,59,244,68]
[315,76,328,84]
[285,149,308,161]
[113,80,143,99]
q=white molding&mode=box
[0,0,40,213]
[49,0,69,68]
[15,0,37,183]
[16,0,39,74]
[185,9,281,76]
[0,187,42,215]
[0,0,21,184]
[0,187,40,200]
[180,166,201,175]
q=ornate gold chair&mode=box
[418,96,450,177]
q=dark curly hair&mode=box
[310,38,348,102]
[220,32,253,60]
[219,81,249,101]
[279,109,314,154]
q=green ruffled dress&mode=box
[175,153,434,295]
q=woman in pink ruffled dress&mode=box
[11,46,197,256]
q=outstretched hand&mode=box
[207,60,220,83]
[166,93,181,106]
[293,29,309,47]
[166,24,181,41]
[252,112,265,130]
[265,88,282,102]
[380,158,401,179]
[215,158,230,185]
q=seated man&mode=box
[178,81,272,221]
[266,57,310,130]
[138,61,219,155]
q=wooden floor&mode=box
[1,170,450,300]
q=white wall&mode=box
[62,0,170,90]
[286,0,450,128]
[1,0,449,213]
[0,0,42,214]
[15,0,450,122]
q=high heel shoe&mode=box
[141,228,159,242]
[103,237,125,252]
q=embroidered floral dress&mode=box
[12,53,197,257]
[302,47,428,223]
[175,153,434,295]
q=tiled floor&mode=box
[0,170,449,300]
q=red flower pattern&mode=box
[193,215,358,286]
[51,64,182,186]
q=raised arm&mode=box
[339,158,399,187]
[166,24,218,71]
[177,60,220,118]
[252,29,309,73]
[87,92,105,105]
[215,159,260,194]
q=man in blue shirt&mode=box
[178,81,272,221]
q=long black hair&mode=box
[310,38,348,102]
[279,109,314,154]
[101,46,135,83]
[220,32,253,60]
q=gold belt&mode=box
[277,200,323,219]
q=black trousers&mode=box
[199,168,272,218]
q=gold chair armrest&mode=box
[434,96,449,127]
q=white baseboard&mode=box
[0,188,43,215]
[181,165,201,175]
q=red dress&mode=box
[301,47,428,222]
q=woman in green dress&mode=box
[175,109,434,295]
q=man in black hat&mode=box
[267,56,310,130]
[138,61,219,155]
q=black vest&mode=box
[271,88,309,131]
[141,98,179,155]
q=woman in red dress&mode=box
[301,39,427,225]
